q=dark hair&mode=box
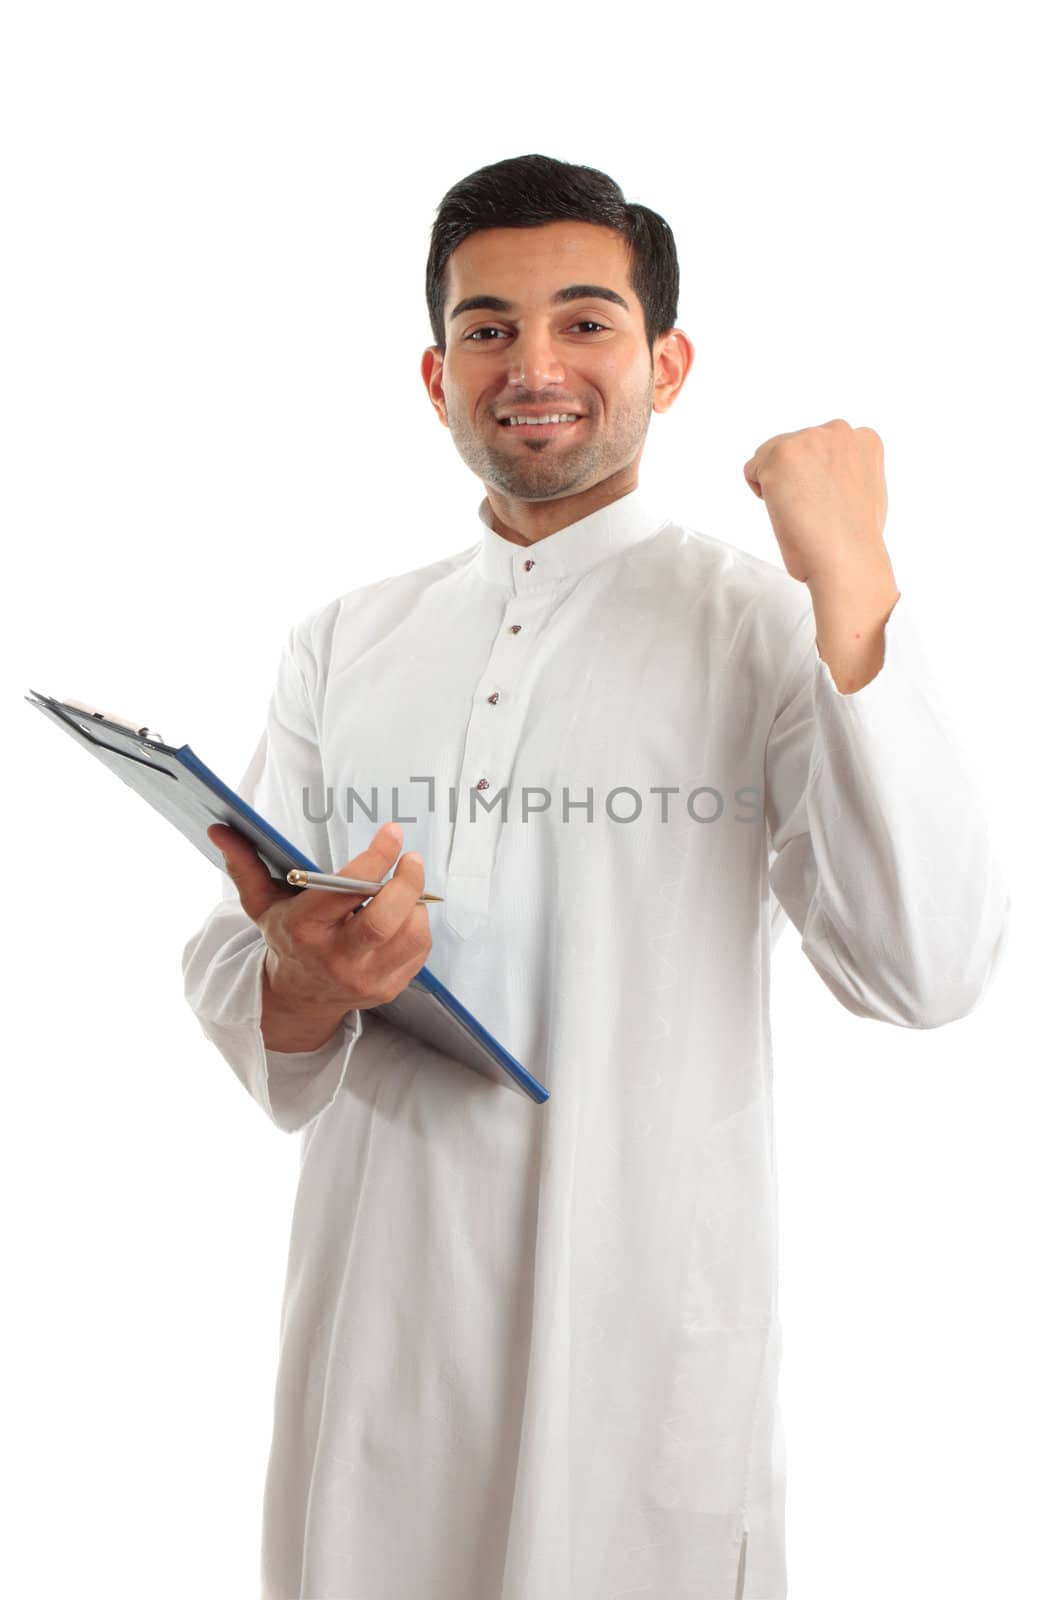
[425,153,680,361]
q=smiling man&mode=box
[422,220,689,543]
[183,154,1010,1600]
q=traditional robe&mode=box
[183,488,1010,1599]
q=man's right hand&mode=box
[206,820,433,1052]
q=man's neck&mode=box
[485,471,639,547]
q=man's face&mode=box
[424,221,662,503]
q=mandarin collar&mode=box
[471,487,669,591]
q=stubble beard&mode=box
[445,378,655,504]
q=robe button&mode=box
[510,624,522,634]
[523,559,535,571]
[476,778,490,790]
[487,693,499,705]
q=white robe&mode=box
[182,488,1010,1600]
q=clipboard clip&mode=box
[60,697,165,744]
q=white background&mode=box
[3,3,1054,1596]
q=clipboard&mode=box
[25,689,549,1105]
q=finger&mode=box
[289,821,407,927]
[337,899,432,1004]
[379,900,433,978]
[208,823,291,923]
[364,934,433,1006]
[336,848,427,952]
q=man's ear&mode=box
[651,328,695,416]
[421,346,448,426]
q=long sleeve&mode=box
[181,621,363,1133]
[764,591,1011,1028]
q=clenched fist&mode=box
[743,417,891,586]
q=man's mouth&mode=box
[496,415,584,436]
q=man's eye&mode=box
[466,321,609,342]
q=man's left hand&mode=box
[743,418,890,585]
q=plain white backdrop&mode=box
[3,2,1054,1596]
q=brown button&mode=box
[510,624,522,634]
[523,559,535,571]
[476,778,490,790]
[487,693,499,705]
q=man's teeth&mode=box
[502,414,580,426]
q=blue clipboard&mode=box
[25,689,549,1104]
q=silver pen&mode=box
[287,867,443,904]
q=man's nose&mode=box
[506,328,567,389]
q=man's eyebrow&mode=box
[448,284,631,323]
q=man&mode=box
[183,153,1010,1600]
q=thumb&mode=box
[208,823,287,923]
